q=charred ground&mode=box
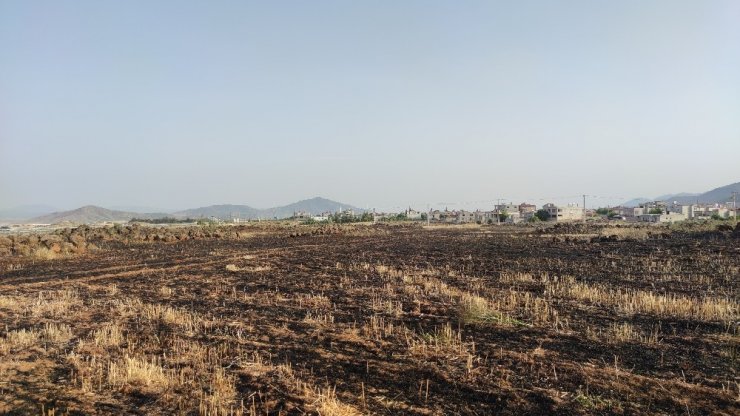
[0,223,738,415]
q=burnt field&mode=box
[0,224,738,415]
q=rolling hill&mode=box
[25,197,364,224]
[622,182,739,206]
[173,197,364,220]
[28,206,168,224]
[172,204,262,220]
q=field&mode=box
[0,223,738,415]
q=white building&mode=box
[637,212,686,223]
[542,203,584,222]
[404,208,422,220]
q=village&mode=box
[292,199,739,225]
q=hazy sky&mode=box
[1,1,739,212]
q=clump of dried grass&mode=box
[91,323,124,348]
[31,289,82,318]
[107,355,174,390]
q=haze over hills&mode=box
[172,197,364,220]
[28,206,168,224]
[13,183,738,224]
[23,197,364,224]
[622,182,739,207]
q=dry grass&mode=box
[32,247,61,260]
[141,303,205,332]
[598,227,653,241]
[0,295,21,311]
[158,286,174,297]
[107,355,174,390]
[458,293,515,325]
[587,322,662,344]
[31,289,82,318]
[0,323,71,354]
[3,226,739,414]
[0,327,40,354]
[311,386,362,416]
[198,367,239,416]
[91,323,124,348]
[547,276,737,322]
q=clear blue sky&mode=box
[1,1,738,211]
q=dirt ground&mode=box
[0,223,738,415]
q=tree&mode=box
[534,209,550,221]
[649,208,663,215]
[498,209,509,222]
[420,213,428,221]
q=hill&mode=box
[267,197,363,219]
[622,198,650,208]
[622,182,739,206]
[173,197,364,220]
[23,197,364,224]
[173,204,261,220]
[678,182,740,205]
[28,206,167,224]
[653,192,699,202]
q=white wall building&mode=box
[542,203,584,222]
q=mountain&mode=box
[109,205,179,213]
[173,197,364,220]
[21,197,364,224]
[173,204,261,220]
[622,198,650,208]
[267,197,363,219]
[28,206,167,224]
[653,192,699,202]
[678,182,740,205]
[621,182,740,206]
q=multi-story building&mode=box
[542,203,584,222]
[518,203,536,215]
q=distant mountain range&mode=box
[28,206,168,224]
[622,182,739,207]
[20,197,364,224]
[172,197,363,220]
[7,182,737,224]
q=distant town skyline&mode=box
[2,1,739,211]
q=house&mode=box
[542,203,584,222]
[495,203,519,214]
[474,210,496,224]
[428,209,456,223]
[666,203,695,219]
[636,212,686,223]
[456,210,476,223]
[293,211,311,220]
[405,208,422,220]
[518,203,536,215]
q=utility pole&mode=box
[495,198,505,225]
[582,194,587,222]
[732,191,738,222]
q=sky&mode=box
[1,0,739,212]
